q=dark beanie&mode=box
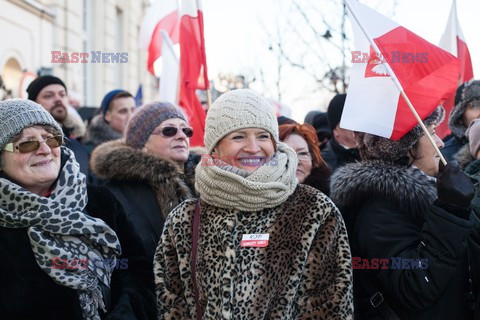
[100,89,126,116]
[305,111,331,139]
[125,101,187,149]
[327,94,346,131]
[26,75,67,101]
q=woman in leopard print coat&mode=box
[154,89,353,319]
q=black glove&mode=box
[436,160,474,217]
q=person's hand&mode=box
[437,160,474,210]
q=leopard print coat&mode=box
[154,184,353,319]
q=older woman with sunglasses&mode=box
[279,122,332,195]
[0,99,121,320]
[90,101,199,319]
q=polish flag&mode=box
[436,0,474,138]
[139,0,180,76]
[178,0,209,147]
[159,30,180,105]
[341,0,460,140]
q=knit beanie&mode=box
[125,101,187,149]
[204,89,278,154]
[0,99,63,150]
[448,80,480,139]
[356,106,445,162]
[26,75,67,102]
[100,89,126,117]
[466,119,480,158]
[327,94,347,131]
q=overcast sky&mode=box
[202,0,479,121]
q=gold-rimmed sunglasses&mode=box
[3,135,63,153]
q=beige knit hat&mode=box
[204,89,278,153]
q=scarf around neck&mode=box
[195,142,298,211]
[0,147,121,320]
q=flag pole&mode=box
[206,89,212,110]
[345,0,447,165]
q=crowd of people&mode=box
[0,74,479,319]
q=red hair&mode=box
[279,123,326,168]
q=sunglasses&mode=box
[152,126,194,138]
[3,135,63,153]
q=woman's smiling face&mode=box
[1,125,61,195]
[213,128,275,172]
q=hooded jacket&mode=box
[330,160,480,320]
[90,139,198,320]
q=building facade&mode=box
[0,0,158,107]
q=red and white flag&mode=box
[342,0,460,140]
[178,0,209,147]
[436,0,474,138]
[139,0,180,75]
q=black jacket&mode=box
[321,138,360,173]
[90,140,198,320]
[330,161,480,320]
[0,227,85,320]
[303,165,332,196]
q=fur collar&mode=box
[85,114,123,147]
[455,144,475,168]
[90,139,198,218]
[330,160,437,224]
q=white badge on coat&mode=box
[241,233,270,248]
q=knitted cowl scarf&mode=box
[0,147,121,320]
[195,142,298,211]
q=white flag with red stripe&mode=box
[139,0,179,76]
[436,0,474,138]
[342,0,460,140]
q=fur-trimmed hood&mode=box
[90,139,198,218]
[454,144,475,168]
[330,160,437,225]
[84,114,123,147]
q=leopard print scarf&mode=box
[0,147,121,320]
[195,142,298,211]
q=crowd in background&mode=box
[0,74,479,319]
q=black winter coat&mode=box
[90,140,198,320]
[330,160,480,320]
[321,138,360,174]
[0,228,85,320]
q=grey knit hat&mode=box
[125,101,187,149]
[356,106,445,162]
[0,99,63,151]
[448,80,480,139]
[204,89,278,153]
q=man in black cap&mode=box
[304,110,331,151]
[322,93,360,173]
[27,75,89,175]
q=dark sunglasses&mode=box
[152,126,194,138]
[3,135,63,153]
